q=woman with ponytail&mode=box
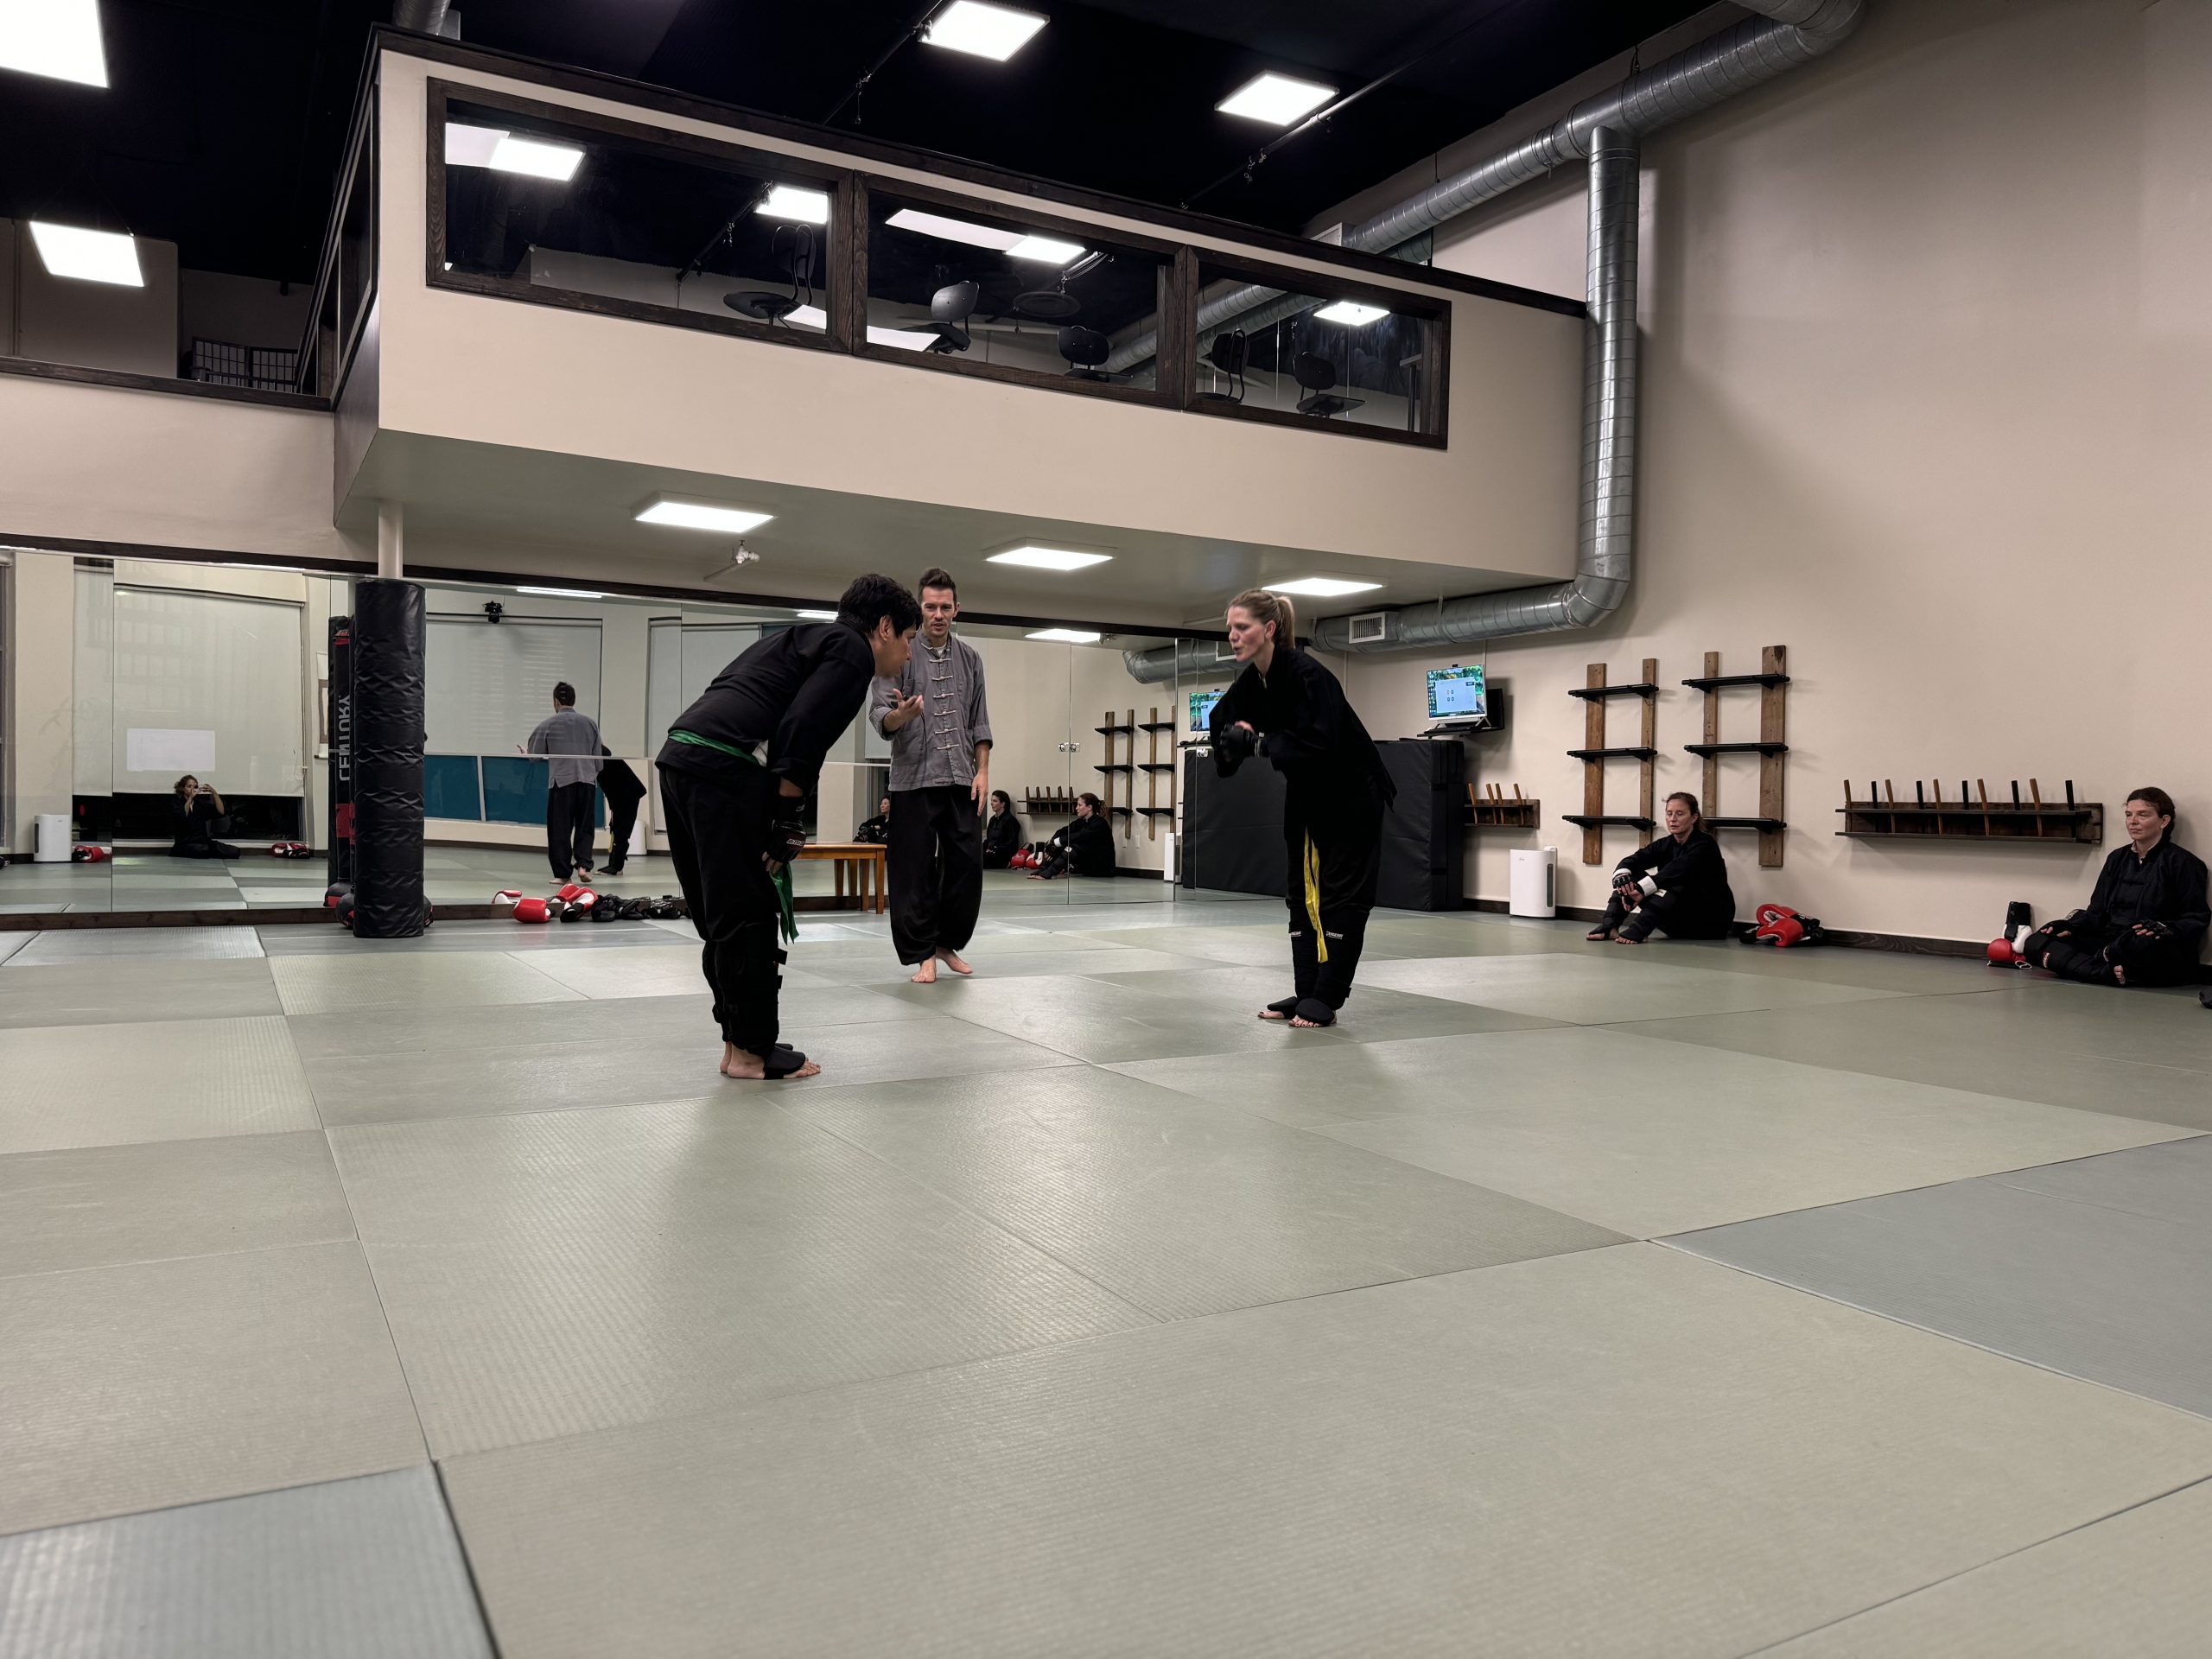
[1207,588,1395,1027]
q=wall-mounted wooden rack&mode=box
[1141,706,1177,841]
[1837,779,2102,844]
[1686,645,1789,868]
[1466,784,1540,830]
[1569,660,1657,864]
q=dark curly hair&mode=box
[836,574,921,636]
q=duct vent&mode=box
[1345,612,1390,645]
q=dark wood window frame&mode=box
[1181,251,1452,451]
[424,79,856,359]
[298,73,380,399]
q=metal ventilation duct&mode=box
[393,1,458,38]
[1120,0,1863,678]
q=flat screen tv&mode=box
[1426,664,1488,725]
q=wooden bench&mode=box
[796,841,887,913]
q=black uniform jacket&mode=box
[1207,645,1395,812]
[1614,828,1735,926]
[658,621,875,792]
[2076,836,2209,944]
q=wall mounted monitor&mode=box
[1426,664,1487,725]
[1189,688,1226,732]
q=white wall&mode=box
[1318,0,2212,946]
[5,551,78,854]
[3,220,180,377]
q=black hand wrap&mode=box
[764,811,806,866]
[1214,723,1258,765]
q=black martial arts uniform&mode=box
[597,750,646,875]
[1599,829,1736,942]
[2023,836,2209,988]
[1210,645,1395,1021]
[169,792,241,859]
[1033,813,1114,879]
[656,621,876,1063]
[982,809,1020,870]
[854,812,891,846]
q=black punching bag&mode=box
[351,579,428,938]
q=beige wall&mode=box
[0,374,354,564]
[370,52,1584,591]
[5,550,77,855]
[178,269,313,357]
[1323,0,2212,945]
[3,221,180,378]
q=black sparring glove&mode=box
[2135,919,2174,940]
[1213,723,1258,765]
[763,810,805,867]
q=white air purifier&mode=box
[1509,846,1558,918]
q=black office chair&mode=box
[1058,325,1110,381]
[1199,329,1247,404]
[1293,351,1365,419]
[924,279,980,354]
[724,224,814,326]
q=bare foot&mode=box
[1289,1014,1327,1027]
[720,1045,820,1080]
[1259,1009,1288,1020]
[1612,933,1643,946]
[2113,964,2127,986]
[911,957,939,984]
[936,948,973,976]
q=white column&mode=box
[376,499,404,578]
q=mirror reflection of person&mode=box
[1588,791,1735,944]
[2021,787,2209,987]
[982,788,1020,869]
[1027,793,1113,880]
[524,681,602,883]
[169,775,242,859]
[597,747,646,877]
[855,797,893,845]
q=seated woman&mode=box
[169,775,243,859]
[854,796,892,845]
[982,789,1020,869]
[1028,793,1114,880]
[1587,791,1734,944]
[2022,787,2208,987]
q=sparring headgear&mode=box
[1751,904,1808,948]
[1986,938,2020,966]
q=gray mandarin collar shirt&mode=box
[870,632,992,791]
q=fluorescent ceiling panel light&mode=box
[757,183,830,224]
[1217,72,1336,126]
[0,0,108,87]
[785,304,829,330]
[867,323,940,350]
[637,497,775,535]
[1269,577,1383,598]
[28,222,142,287]
[794,608,839,620]
[885,207,1083,266]
[1314,300,1389,327]
[987,545,1112,572]
[488,134,584,181]
[443,122,507,167]
[923,0,1046,61]
[515,586,606,599]
[1027,627,1102,644]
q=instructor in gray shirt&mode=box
[525,681,602,881]
[871,567,992,982]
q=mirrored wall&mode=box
[3,554,1208,922]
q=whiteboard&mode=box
[111,586,305,795]
[426,614,601,754]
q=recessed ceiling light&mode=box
[443,123,507,167]
[987,545,1113,572]
[757,183,830,224]
[1269,577,1383,598]
[488,134,584,181]
[0,0,108,87]
[794,608,840,620]
[515,586,606,600]
[779,302,932,349]
[1217,72,1336,126]
[1314,300,1389,327]
[1027,627,1103,644]
[28,222,142,287]
[637,496,775,535]
[923,0,1047,61]
[884,207,1083,266]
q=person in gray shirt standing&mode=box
[525,681,602,881]
[871,567,992,982]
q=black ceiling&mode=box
[0,0,1709,286]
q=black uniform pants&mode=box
[545,780,596,880]
[2024,919,2197,988]
[604,793,639,874]
[660,765,785,1053]
[889,785,983,964]
[1283,787,1384,1008]
[1603,887,1732,943]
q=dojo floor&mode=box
[5,878,2212,1656]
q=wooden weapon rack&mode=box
[1466,784,1540,830]
[1838,778,2102,844]
[1094,709,1137,838]
[1563,659,1657,865]
[1684,645,1790,868]
[1135,706,1179,840]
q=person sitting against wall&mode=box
[1586,791,1735,944]
[2022,787,2209,987]
[982,788,1020,869]
[168,775,243,859]
[1027,793,1115,880]
[855,796,893,845]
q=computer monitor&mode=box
[1189,689,1225,733]
[1426,664,1487,725]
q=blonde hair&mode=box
[1227,588,1297,650]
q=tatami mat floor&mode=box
[3,874,2210,1656]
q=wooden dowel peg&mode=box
[2030,779,2044,810]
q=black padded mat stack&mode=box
[351,580,428,938]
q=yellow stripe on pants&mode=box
[1305,835,1328,963]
